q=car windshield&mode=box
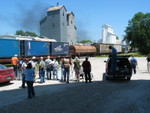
[0,65,7,69]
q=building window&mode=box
[52,23,55,27]
[52,12,55,17]
[63,12,64,16]
[63,23,65,26]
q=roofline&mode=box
[102,24,113,28]
[67,11,75,17]
[47,5,67,12]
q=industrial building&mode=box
[101,24,121,44]
[40,5,77,45]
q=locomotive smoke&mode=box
[76,21,91,42]
[16,1,91,40]
[0,1,90,41]
[15,1,50,35]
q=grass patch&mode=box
[4,64,13,67]
[97,52,146,57]
[118,52,146,57]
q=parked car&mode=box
[104,55,132,80]
[0,64,15,83]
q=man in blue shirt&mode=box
[109,46,117,72]
[130,55,137,74]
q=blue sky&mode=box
[0,0,150,42]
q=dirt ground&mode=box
[0,57,150,113]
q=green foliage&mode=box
[16,30,39,37]
[97,52,146,57]
[79,40,92,43]
[4,64,13,67]
[124,12,150,54]
[118,52,146,57]
[16,30,26,36]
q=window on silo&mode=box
[52,23,55,27]
[67,15,69,26]
[63,12,64,16]
[52,12,55,17]
[63,23,65,26]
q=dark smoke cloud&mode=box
[1,0,90,40]
[76,21,91,42]
[14,1,50,34]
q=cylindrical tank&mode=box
[69,45,96,57]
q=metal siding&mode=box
[51,42,69,56]
[100,44,111,54]
[95,43,122,54]
[113,44,122,53]
[0,39,20,58]
[24,41,49,57]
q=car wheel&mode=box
[106,76,109,80]
[5,81,10,83]
[127,77,131,80]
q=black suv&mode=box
[105,55,132,80]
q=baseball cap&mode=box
[32,56,36,59]
[14,54,18,57]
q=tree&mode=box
[15,30,39,37]
[79,40,92,44]
[16,30,26,36]
[124,12,150,54]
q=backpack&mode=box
[131,58,137,65]
[18,60,23,69]
[64,63,70,69]
[47,64,53,71]
[74,61,80,69]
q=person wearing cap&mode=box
[20,58,28,88]
[39,57,46,83]
[11,54,18,79]
[51,58,59,80]
[130,55,137,74]
[82,57,92,83]
[109,46,117,72]
[30,56,36,68]
[29,56,38,78]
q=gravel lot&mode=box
[0,57,150,113]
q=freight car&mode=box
[0,38,69,63]
[69,45,96,58]
[92,43,122,55]
[0,39,20,58]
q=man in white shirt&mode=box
[45,56,52,80]
[51,59,59,80]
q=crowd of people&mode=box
[11,55,92,99]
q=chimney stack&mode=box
[57,2,59,6]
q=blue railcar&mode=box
[22,40,50,57]
[50,42,69,56]
[0,39,20,58]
